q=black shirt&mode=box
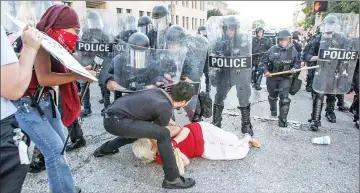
[105,88,173,127]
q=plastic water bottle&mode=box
[311,136,331,145]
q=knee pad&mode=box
[280,98,291,106]
[268,96,278,101]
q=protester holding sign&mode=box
[260,29,301,127]
[11,5,95,193]
[1,24,42,193]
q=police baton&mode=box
[269,65,319,77]
[61,55,104,155]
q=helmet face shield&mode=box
[153,16,168,31]
[87,18,103,29]
[129,49,147,69]
[277,36,291,48]
[200,30,207,36]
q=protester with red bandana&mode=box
[11,5,95,193]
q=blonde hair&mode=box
[132,138,156,163]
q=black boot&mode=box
[81,108,92,118]
[239,105,254,136]
[325,97,336,123]
[268,96,277,116]
[66,136,86,152]
[29,147,46,173]
[162,176,196,189]
[278,98,291,127]
[336,94,349,111]
[309,98,323,131]
[192,113,202,122]
[98,98,104,104]
[66,119,86,152]
[212,104,224,128]
[255,73,263,90]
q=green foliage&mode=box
[207,9,223,19]
[252,19,265,29]
[301,1,360,30]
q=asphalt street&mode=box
[22,71,359,193]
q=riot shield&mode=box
[113,43,187,91]
[313,13,359,94]
[181,34,209,120]
[206,15,252,109]
[114,14,138,43]
[75,8,115,85]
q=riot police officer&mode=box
[78,10,113,117]
[303,15,346,131]
[261,29,301,127]
[252,27,271,90]
[147,5,170,49]
[192,26,211,122]
[116,15,138,43]
[304,26,321,92]
[138,15,152,35]
[292,30,302,54]
[210,16,254,136]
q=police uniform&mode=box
[302,15,349,131]
[260,37,301,127]
[252,28,271,90]
[211,16,253,136]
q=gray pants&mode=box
[214,70,251,107]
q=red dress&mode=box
[155,122,205,165]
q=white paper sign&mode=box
[5,13,98,82]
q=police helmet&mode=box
[152,5,169,19]
[128,32,150,50]
[255,27,265,33]
[198,26,207,33]
[324,15,339,25]
[292,30,300,40]
[276,29,292,46]
[165,25,186,44]
[87,10,101,20]
[138,15,152,27]
[222,16,240,34]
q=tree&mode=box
[227,9,239,15]
[300,1,359,30]
[207,9,223,19]
[252,19,265,29]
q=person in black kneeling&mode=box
[103,82,196,189]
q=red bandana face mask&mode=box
[46,28,79,53]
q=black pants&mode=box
[103,115,179,181]
[100,83,111,109]
[81,82,91,110]
[306,68,315,89]
[99,137,136,152]
[0,115,29,193]
[266,77,291,100]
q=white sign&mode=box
[5,13,98,82]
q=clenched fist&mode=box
[21,25,42,51]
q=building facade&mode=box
[1,1,227,34]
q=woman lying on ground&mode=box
[132,121,261,166]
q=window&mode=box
[176,15,179,24]
[139,11,144,16]
[192,1,194,9]
[63,1,72,7]
[186,1,189,7]
[182,16,185,27]
[186,17,189,29]
[147,12,151,17]
[171,15,174,25]
[117,8,123,14]
[195,1,197,9]
[175,1,178,5]
[195,18,198,29]
[182,1,185,6]
[126,9,132,14]
[192,18,194,30]
[86,1,105,9]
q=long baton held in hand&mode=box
[269,65,319,77]
[61,55,104,155]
